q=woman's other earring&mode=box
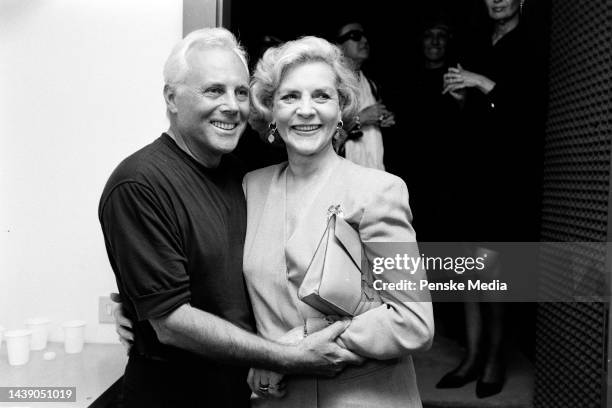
[519,0,525,15]
[333,121,348,155]
[267,122,278,144]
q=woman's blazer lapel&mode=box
[284,158,360,319]
[244,164,285,266]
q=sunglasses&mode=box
[337,30,366,43]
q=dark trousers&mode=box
[121,354,250,408]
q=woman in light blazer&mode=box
[244,36,434,407]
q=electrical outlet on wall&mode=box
[98,296,115,324]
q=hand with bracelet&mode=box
[247,317,349,399]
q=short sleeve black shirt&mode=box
[99,134,255,361]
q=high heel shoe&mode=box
[436,366,480,389]
[476,355,506,398]
[475,377,505,398]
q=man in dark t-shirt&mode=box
[100,135,253,407]
[98,28,363,407]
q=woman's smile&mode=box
[291,124,323,133]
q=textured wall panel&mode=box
[535,0,611,407]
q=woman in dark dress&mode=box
[437,0,546,398]
[406,19,464,243]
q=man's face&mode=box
[422,27,449,63]
[168,47,249,164]
[338,23,370,64]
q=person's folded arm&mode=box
[338,177,434,359]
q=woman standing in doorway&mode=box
[439,0,546,398]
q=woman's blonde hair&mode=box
[250,36,360,123]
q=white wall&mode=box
[0,0,182,343]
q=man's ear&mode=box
[164,84,178,114]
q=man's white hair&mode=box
[163,27,248,86]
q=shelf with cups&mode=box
[1,319,86,367]
[0,342,127,407]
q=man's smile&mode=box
[211,121,239,130]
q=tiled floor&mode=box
[413,336,534,408]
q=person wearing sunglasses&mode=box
[334,22,395,170]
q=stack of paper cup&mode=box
[62,320,86,354]
[5,329,32,366]
[25,318,51,351]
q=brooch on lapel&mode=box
[327,204,344,221]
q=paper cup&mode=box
[62,320,86,354]
[25,318,51,351]
[5,329,32,366]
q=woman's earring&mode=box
[520,0,525,15]
[267,122,278,144]
[333,121,347,154]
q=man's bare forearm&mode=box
[151,304,296,372]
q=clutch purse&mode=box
[298,205,363,317]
